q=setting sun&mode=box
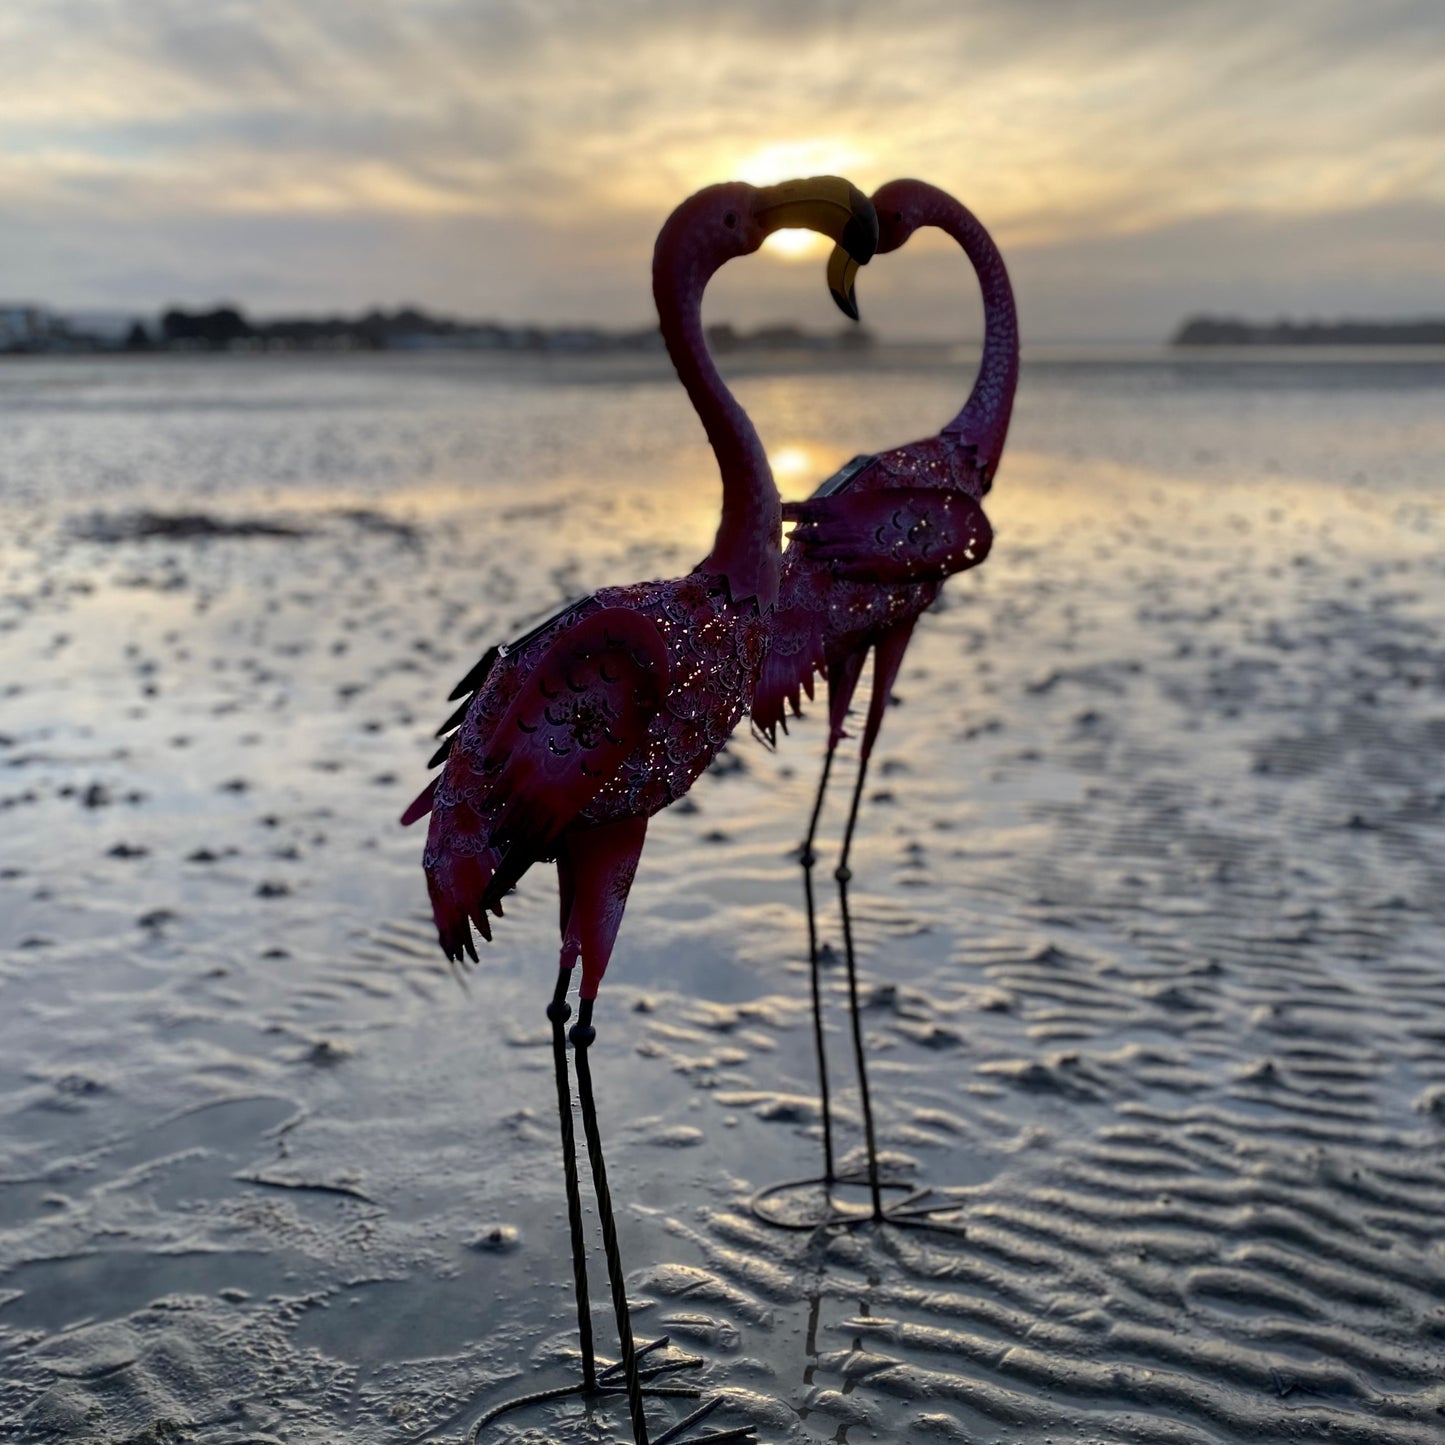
[768,442,831,486]
[762,228,828,261]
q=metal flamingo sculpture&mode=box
[750,179,1017,1230]
[401,177,877,1445]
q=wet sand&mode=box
[1,353,1443,1443]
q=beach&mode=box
[1,349,1443,1443]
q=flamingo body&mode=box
[755,180,1017,753]
[755,435,994,746]
[401,176,879,1441]
[403,176,877,997]
[409,575,767,987]
[746,182,1017,1229]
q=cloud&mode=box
[1,0,1441,333]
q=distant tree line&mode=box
[110,305,873,355]
[1174,315,1445,347]
[153,304,500,351]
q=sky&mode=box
[2,0,1443,341]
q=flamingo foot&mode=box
[652,1393,760,1444]
[603,1344,759,1443]
[597,1333,705,1391]
[748,1173,968,1235]
[464,1336,711,1444]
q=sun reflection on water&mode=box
[767,440,850,501]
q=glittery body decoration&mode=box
[754,180,1018,740]
[422,573,766,883]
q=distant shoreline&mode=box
[1173,315,1445,347]
[0,301,873,358]
[7,342,1445,381]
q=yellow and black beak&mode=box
[826,246,864,323]
[753,176,878,321]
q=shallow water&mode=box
[1,351,1443,1443]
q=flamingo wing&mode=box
[476,607,670,858]
[424,596,593,771]
[783,488,993,585]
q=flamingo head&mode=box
[825,178,939,318]
[657,178,878,307]
[871,178,937,255]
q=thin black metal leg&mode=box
[800,746,837,1185]
[836,749,883,1221]
[571,999,649,1445]
[466,978,710,1444]
[548,967,596,1391]
[752,732,967,1236]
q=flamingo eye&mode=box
[723,211,738,229]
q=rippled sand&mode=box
[1,353,1443,1443]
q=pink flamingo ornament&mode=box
[751,179,1016,1231]
[402,177,877,1445]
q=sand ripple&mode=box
[2,355,1443,1441]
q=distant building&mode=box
[0,304,54,352]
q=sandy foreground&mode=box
[1,355,1443,1443]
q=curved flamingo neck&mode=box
[913,187,1018,481]
[653,225,780,610]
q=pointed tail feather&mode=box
[752,607,825,738]
[425,845,503,962]
[400,777,439,826]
